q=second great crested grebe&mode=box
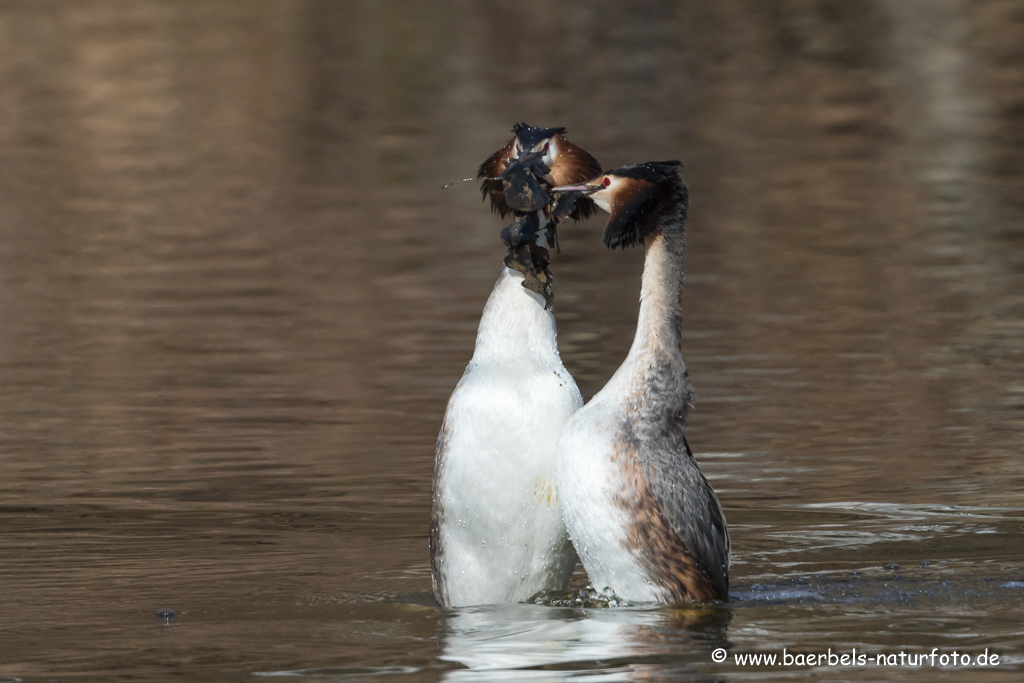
[429,127,601,607]
[550,162,730,603]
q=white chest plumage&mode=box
[555,367,670,603]
[554,230,728,604]
[431,267,583,607]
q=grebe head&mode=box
[479,123,602,221]
[552,161,687,249]
[509,122,565,170]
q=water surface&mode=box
[2,1,1024,681]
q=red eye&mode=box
[543,142,549,153]
[603,177,611,187]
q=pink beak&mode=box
[551,182,598,194]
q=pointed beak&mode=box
[516,148,542,164]
[500,149,549,181]
[551,182,598,194]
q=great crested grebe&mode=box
[550,161,730,603]
[429,128,600,607]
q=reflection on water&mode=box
[439,603,730,681]
[1,0,1024,681]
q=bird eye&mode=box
[542,142,549,153]
[603,177,611,187]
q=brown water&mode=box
[2,1,1024,681]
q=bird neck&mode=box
[472,267,559,364]
[627,229,686,364]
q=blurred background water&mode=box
[1,1,1024,680]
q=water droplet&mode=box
[154,607,176,625]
